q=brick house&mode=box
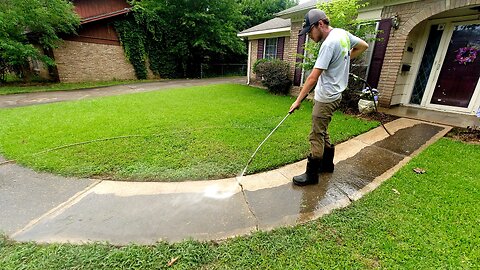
[40,0,137,82]
[238,0,480,116]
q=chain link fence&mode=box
[200,63,247,78]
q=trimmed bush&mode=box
[253,59,292,95]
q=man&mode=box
[289,9,369,186]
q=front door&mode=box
[429,23,480,108]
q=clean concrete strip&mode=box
[243,119,450,232]
[13,183,256,244]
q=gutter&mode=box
[81,8,131,24]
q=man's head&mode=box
[299,9,330,42]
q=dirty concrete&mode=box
[0,164,95,235]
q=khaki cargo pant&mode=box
[309,97,342,159]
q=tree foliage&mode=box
[115,0,248,78]
[115,0,298,79]
[238,0,298,30]
[0,0,80,81]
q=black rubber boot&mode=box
[319,145,335,173]
[293,156,321,186]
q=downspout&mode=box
[247,40,251,85]
[300,37,309,86]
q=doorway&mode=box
[411,21,480,113]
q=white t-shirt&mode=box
[313,28,361,102]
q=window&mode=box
[264,38,278,59]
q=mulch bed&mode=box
[344,109,399,124]
[446,127,480,144]
[346,109,480,144]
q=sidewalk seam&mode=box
[11,180,102,238]
[237,182,259,231]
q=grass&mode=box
[0,84,378,181]
[1,138,478,269]
[0,79,157,95]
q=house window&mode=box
[264,38,278,59]
[352,21,378,78]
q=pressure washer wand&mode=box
[238,91,312,180]
[239,112,292,178]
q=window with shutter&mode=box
[265,38,278,59]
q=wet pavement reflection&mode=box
[245,123,446,229]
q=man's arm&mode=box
[289,68,323,113]
[350,39,369,59]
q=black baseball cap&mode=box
[299,9,327,36]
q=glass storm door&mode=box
[430,23,480,108]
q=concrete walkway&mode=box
[1,117,451,245]
[0,77,246,108]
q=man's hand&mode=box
[288,68,322,114]
[289,100,301,113]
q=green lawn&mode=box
[0,79,156,95]
[0,84,378,181]
[1,138,478,269]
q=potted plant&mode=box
[357,87,379,114]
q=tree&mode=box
[238,0,298,30]
[118,0,246,78]
[0,0,80,82]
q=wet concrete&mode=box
[3,119,451,244]
[374,123,445,155]
[13,190,256,244]
[379,106,478,128]
[245,122,447,229]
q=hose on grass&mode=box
[0,123,285,166]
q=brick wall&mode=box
[377,0,480,107]
[53,40,136,82]
[249,39,260,84]
[287,22,303,84]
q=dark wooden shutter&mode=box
[367,19,392,88]
[276,37,285,60]
[257,39,265,59]
[294,33,306,86]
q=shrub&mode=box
[252,59,292,95]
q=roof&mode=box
[73,0,132,25]
[275,0,319,16]
[81,8,131,24]
[238,17,291,37]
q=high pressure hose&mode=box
[349,73,392,136]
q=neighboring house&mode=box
[44,0,137,82]
[238,0,480,116]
